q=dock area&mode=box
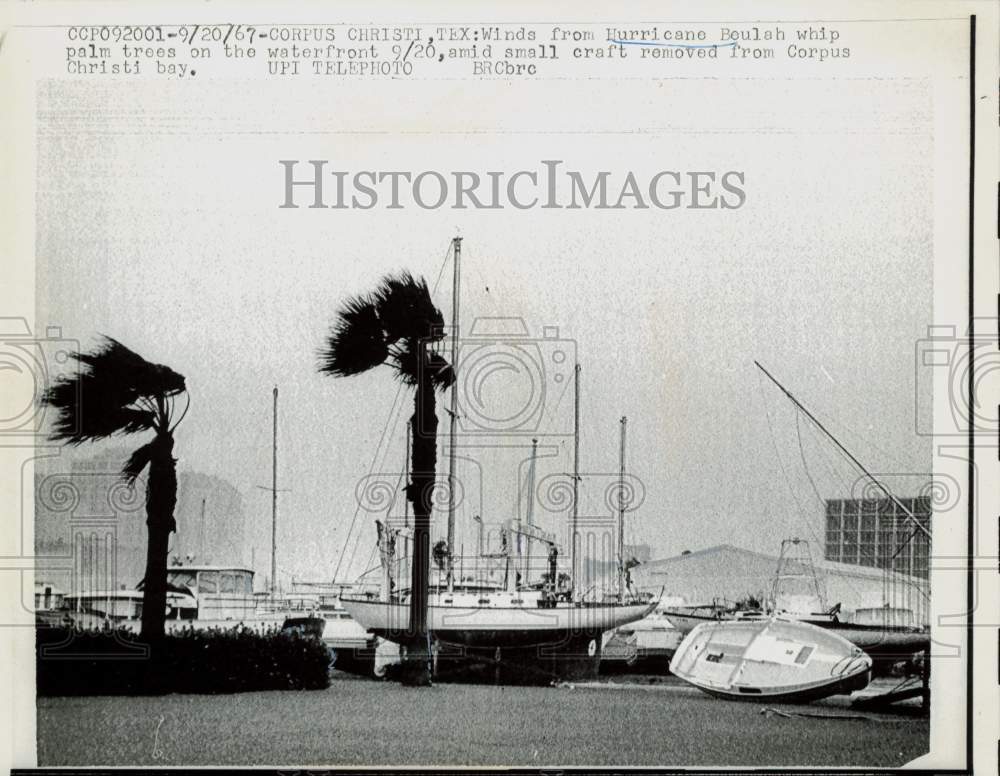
[37,673,928,768]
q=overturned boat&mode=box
[669,617,872,703]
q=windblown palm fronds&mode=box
[319,272,454,390]
[319,270,453,687]
[43,336,189,640]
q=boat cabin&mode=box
[163,564,257,620]
[64,589,198,622]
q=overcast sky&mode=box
[35,75,933,584]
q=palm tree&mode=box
[319,272,453,686]
[43,337,189,640]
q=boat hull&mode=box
[765,616,929,669]
[340,597,655,648]
[664,609,928,671]
[341,597,655,684]
[670,618,872,704]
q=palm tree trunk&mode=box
[403,346,437,686]
[140,434,178,641]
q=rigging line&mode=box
[361,541,379,579]
[757,373,812,542]
[803,411,930,602]
[801,363,915,474]
[810,430,903,606]
[794,410,832,517]
[332,240,455,581]
[755,361,930,543]
[890,522,922,560]
[819,389,916,475]
[802,419,897,592]
[809,417,869,502]
[799,417,924,604]
[431,239,455,295]
[792,412,865,602]
[888,522,930,602]
[814,406,912,501]
[331,384,404,582]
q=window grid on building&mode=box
[824,496,931,579]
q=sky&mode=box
[34,75,934,586]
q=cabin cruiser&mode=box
[62,564,280,632]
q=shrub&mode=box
[36,624,332,696]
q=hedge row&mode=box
[36,624,332,695]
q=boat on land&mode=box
[280,583,401,677]
[660,542,929,670]
[62,563,269,632]
[762,537,929,667]
[344,586,654,649]
[601,602,684,672]
[342,513,656,682]
[669,617,872,703]
[341,237,656,683]
[660,602,746,634]
[663,366,932,673]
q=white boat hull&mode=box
[670,617,872,703]
[341,597,655,648]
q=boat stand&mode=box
[850,650,929,714]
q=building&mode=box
[35,448,248,594]
[824,496,931,579]
[624,543,652,564]
[633,543,929,626]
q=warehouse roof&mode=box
[638,543,925,586]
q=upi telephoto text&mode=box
[278,160,747,210]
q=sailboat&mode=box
[762,537,929,668]
[753,363,931,670]
[340,238,655,681]
[670,617,872,703]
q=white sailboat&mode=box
[341,237,655,679]
[670,617,872,703]
[753,363,931,668]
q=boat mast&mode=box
[271,385,278,597]
[199,497,206,561]
[525,438,538,581]
[571,364,581,599]
[446,236,461,593]
[618,415,627,601]
[754,361,931,540]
